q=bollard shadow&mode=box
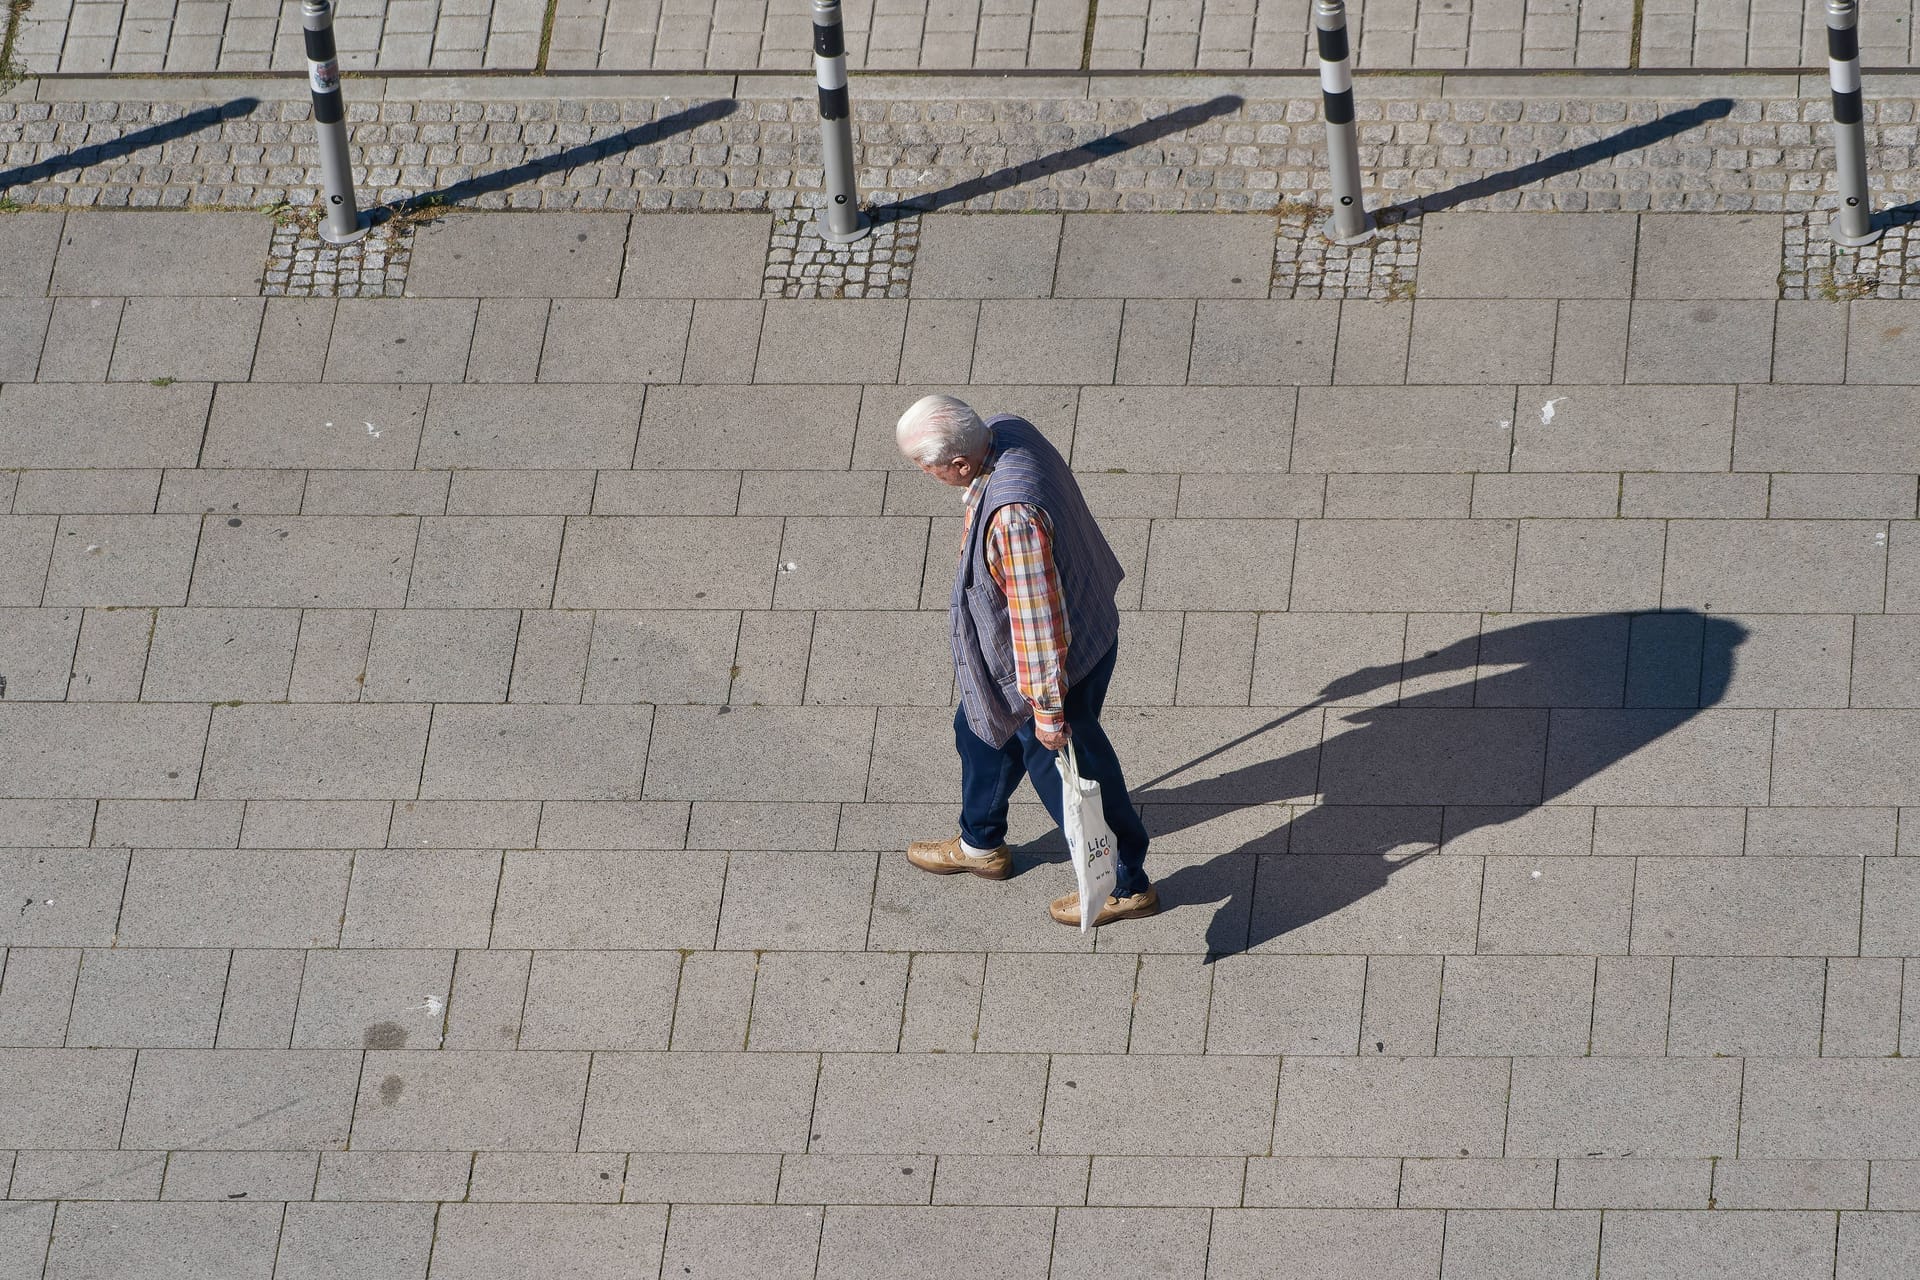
[1122,611,1746,960]
[1867,198,1920,231]
[0,97,262,193]
[1371,98,1736,224]
[868,94,1245,223]
[389,98,739,215]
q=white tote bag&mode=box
[1059,741,1118,933]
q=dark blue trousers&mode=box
[954,642,1152,897]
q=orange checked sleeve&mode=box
[984,502,1071,736]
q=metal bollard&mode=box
[1315,0,1373,245]
[303,0,368,245]
[1826,0,1882,246]
[811,0,870,243]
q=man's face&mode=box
[917,454,977,487]
[907,436,986,487]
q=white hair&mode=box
[896,394,989,466]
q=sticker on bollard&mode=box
[308,58,340,96]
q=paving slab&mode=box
[1734,386,1920,472]
[1271,1057,1509,1157]
[42,1203,283,1280]
[1505,1058,1741,1157]
[10,1150,163,1200]
[748,951,909,1052]
[1630,855,1861,956]
[637,385,859,469]
[813,1053,1047,1154]
[107,296,265,383]
[275,1203,437,1280]
[422,384,647,468]
[117,849,353,947]
[324,300,478,383]
[1417,213,1637,299]
[408,213,631,298]
[660,1204,822,1279]
[972,299,1122,385]
[120,1049,360,1150]
[1742,1061,1920,1159]
[555,515,780,608]
[0,382,213,470]
[1206,1209,1445,1280]
[756,301,907,383]
[200,705,428,800]
[1441,1209,1599,1278]
[1838,1212,1920,1280]
[1846,301,1920,386]
[816,1206,1055,1280]
[0,213,65,297]
[1597,1210,1836,1280]
[580,1052,818,1152]
[490,849,725,949]
[1626,300,1777,384]
[1053,214,1275,299]
[912,215,1063,299]
[351,1050,591,1151]
[0,1047,134,1148]
[1634,214,1786,300]
[0,299,52,381]
[429,1204,668,1280]
[1406,299,1557,384]
[0,704,207,800]
[1292,519,1516,612]
[48,212,269,297]
[1188,300,1340,385]
[539,299,693,383]
[623,214,772,299]
[66,947,228,1048]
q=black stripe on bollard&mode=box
[813,21,844,57]
[304,25,336,61]
[1827,24,1858,62]
[818,85,850,121]
[1316,25,1349,64]
[313,91,344,126]
[1323,89,1355,127]
[1834,89,1864,125]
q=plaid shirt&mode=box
[962,472,1071,736]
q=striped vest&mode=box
[951,415,1126,747]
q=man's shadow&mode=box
[1115,611,1746,959]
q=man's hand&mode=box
[1037,722,1069,752]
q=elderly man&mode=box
[896,394,1157,928]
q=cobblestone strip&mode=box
[7,94,1920,219]
[9,92,1920,297]
[1781,208,1920,300]
[763,207,918,297]
[1273,203,1421,298]
[264,204,415,296]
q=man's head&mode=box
[897,394,991,487]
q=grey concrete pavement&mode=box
[5,199,1920,1274]
[11,0,1920,74]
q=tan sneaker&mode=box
[907,836,1013,880]
[1049,886,1161,927]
